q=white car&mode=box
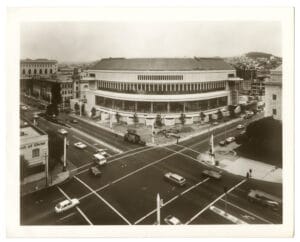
[236,124,245,130]
[96,148,109,157]
[164,172,186,186]
[164,215,182,225]
[226,136,235,143]
[55,199,80,213]
[74,142,87,149]
[21,105,28,111]
[58,128,68,135]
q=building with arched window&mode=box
[82,57,242,125]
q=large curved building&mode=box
[83,58,241,126]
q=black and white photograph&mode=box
[5,6,294,238]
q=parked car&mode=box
[74,142,87,149]
[21,105,29,111]
[58,128,68,135]
[237,124,245,130]
[212,121,219,126]
[164,215,182,225]
[218,140,226,146]
[96,148,109,157]
[240,130,246,135]
[164,172,186,186]
[70,119,78,124]
[226,136,235,143]
[54,199,80,213]
[90,166,102,177]
[247,189,282,211]
[202,170,222,180]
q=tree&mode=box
[179,113,186,125]
[91,107,96,117]
[51,83,62,105]
[46,103,59,117]
[155,114,162,127]
[133,113,139,126]
[217,109,223,121]
[81,104,85,116]
[200,112,206,123]
[115,112,121,124]
[74,102,80,114]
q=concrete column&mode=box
[151,102,153,113]
[122,100,125,110]
[135,102,138,112]
[183,103,186,112]
[167,102,170,113]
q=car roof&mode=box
[170,173,184,180]
[168,216,180,224]
[59,199,71,206]
[93,153,105,159]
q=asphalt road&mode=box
[21,111,282,226]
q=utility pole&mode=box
[44,152,49,187]
[210,134,215,166]
[63,134,67,172]
[152,123,155,144]
[79,101,82,117]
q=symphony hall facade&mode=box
[83,58,242,125]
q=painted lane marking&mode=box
[78,147,187,201]
[74,146,157,176]
[56,186,93,225]
[73,135,112,156]
[209,205,247,224]
[134,178,210,224]
[74,176,131,225]
[219,198,273,224]
[162,146,211,168]
[59,212,76,221]
[185,179,247,224]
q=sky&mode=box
[20,21,281,62]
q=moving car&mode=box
[93,153,107,166]
[74,142,87,149]
[21,105,28,111]
[164,172,186,186]
[95,148,109,157]
[247,189,282,211]
[236,124,245,130]
[54,199,80,213]
[164,215,182,225]
[218,140,226,146]
[226,136,235,143]
[202,170,222,180]
[90,166,102,177]
[58,128,68,135]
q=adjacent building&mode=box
[265,65,282,120]
[78,57,242,126]
[20,59,74,109]
[20,120,48,188]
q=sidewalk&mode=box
[220,156,282,183]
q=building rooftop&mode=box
[90,57,234,71]
[21,58,57,63]
[20,126,41,139]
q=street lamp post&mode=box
[63,134,67,172]
[44,152,49,187]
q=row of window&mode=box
[137,75,183,81]
[95,96,228,113]
[22,69,53,75]
[96,80,227,95]
[62,90,73,95]
[61,83,72,88]
[22,63,56,68]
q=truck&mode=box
[124,129,141,144]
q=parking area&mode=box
[21,143,282,226]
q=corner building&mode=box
[84,58,241,125]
